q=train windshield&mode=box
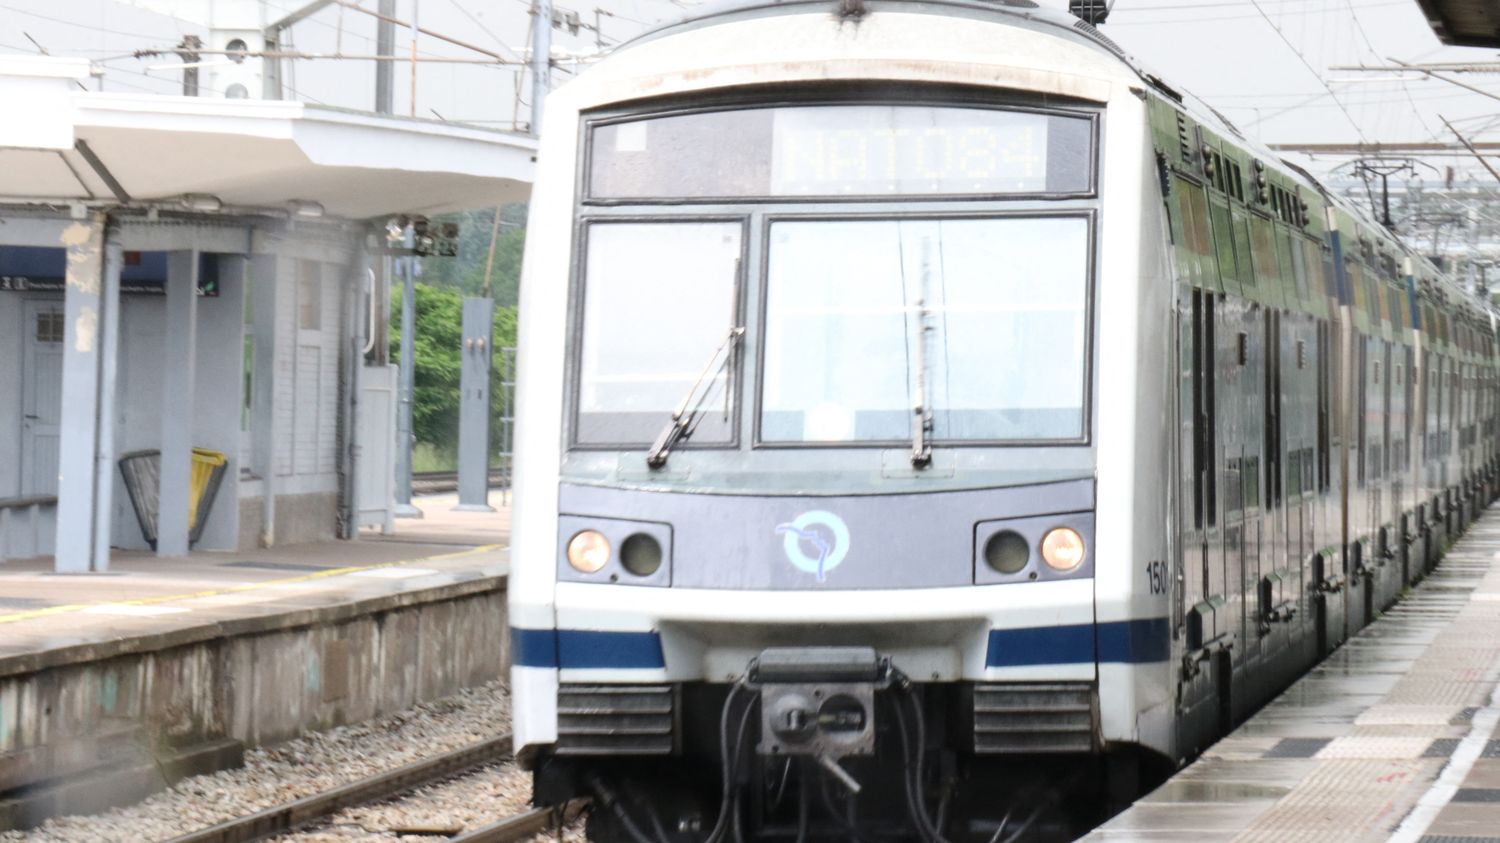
[761,217,1089,443]
[575,222,742,446]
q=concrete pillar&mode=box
[157,250,199,557]
[91,238,124,572]
[53,214,119,573]
[190,255,244,551]
[456,296,495,512]
[249,252,279,546]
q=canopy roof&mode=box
[0,56,535,219]
[1415,0,1500,47]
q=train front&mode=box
[509,1,1172,839]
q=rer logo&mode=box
[775,510,850,582]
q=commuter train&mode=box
[508,0,1500,839]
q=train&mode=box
[506,0,1500,839]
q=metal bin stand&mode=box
[118,448,228,550]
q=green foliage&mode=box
[416,205,528,307]
[390,282,519,457]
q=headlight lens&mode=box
[620,532,663,577]
[1040,527,1086,572]
[566,530,611,573]
[983,530,1030,574]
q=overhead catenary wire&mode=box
[1340,0,1437,137]
[0,2,192,42]
[445,0,527,59]
[1110,0,1407,26]
[1244,0,1370,143]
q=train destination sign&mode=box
[589,104,1093,199]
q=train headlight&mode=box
[1040,527,1086,572]
[566,530,611,573]
[983,530,1030,575]
[620,533,663,577]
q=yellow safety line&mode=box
[0,543,504,625]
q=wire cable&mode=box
[1245,0,1369,143]
[1340,0,1437,138]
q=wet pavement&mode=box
[1083,508,1500,842]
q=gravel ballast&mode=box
[1,680,518,843]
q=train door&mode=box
[1436,354,1449,542]
[1177,284,1222,754]
[1218,298,1242,657]
[1240,299,1267,692]
[1356,331,1374,627]
[1287,315,1316,667]
[1397,343,1413,587]
[1374,338,1397,610]
[1427,351,1443,568]
[1257,306,1295,680]
[1319,294,1350,654]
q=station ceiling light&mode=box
[180,193,223,213]
[289,200,325,219]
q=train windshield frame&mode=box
[568,96,1100,453]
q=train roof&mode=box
[616,0,1495,316]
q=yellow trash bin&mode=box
[189,448,228,531]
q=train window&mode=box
[587,104,1095,199]
[1291,237,1311,300]
[1224,458,1243,513]
[759,216,1089,443]
[1209,202,1237,281]
[1296,339,1306,369]
[1251,217,1278,283]
[573,221,743,446]
[1174,178,1215,263]
[1237,215,1256,284]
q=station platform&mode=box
[0,493,511,830]
[1085,509,1500,842]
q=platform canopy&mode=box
[0,56,535,218]
[1415,0,1500,47]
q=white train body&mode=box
[508,2,1500,839]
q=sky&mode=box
[3,0,1500,179]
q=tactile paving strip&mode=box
[1316,736,1442,760]
[1233,759,1436,840]
[1356,705,1468,726]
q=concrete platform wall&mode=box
[0,576,507,829]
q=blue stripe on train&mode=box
[511,628,666,669]
[985,617,1172,667]
[511,617,1171,670]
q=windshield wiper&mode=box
[646,326,745,469]
[910,240,935,468]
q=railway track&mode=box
[412,469,510,495]
[162,733,572,843]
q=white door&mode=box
[355,364,398,534]
[21,300,65,496]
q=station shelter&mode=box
[0,56,534,570]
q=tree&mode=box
[389,283,518,460]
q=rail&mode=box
[411,469,510,495]
[450,800,589,842]
[163,734,523,843]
